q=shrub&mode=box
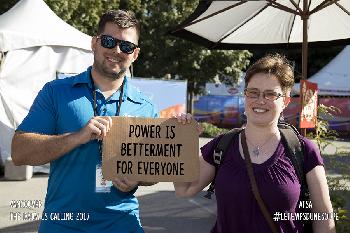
[200,122,229,138]
[307,104,350,232]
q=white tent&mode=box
[0,0,93,163]
[293,46,350,96]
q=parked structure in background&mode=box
[195,66,350,135]
[194,76,246,128]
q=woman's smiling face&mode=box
[244,73,290,127]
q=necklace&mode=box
[245,133,276,157]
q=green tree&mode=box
[47,0,251,112]
[1,0,251,112]
[44,0,122,35]
[127,0,251,112]
[1,0,343,88]
[0,0,18,14]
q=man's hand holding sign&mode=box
[102,114,200,192]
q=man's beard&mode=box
[108,67,127,80]
[95,58,128,80]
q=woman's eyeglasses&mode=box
[97,35,138,54]
[244,88,285,101]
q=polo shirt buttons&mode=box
[102,108,107,114]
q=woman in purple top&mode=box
[174,54,335,233]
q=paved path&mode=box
[1,137,349,233]
[0,138,214,233]
[0,178,217,233]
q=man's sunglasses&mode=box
[244,88,285,101]
[97,35,138,54]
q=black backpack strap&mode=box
[279,123,313,231]
[279,124,309,200]
[204,128,243,199]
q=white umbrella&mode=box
[170,0,350,79]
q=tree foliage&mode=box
[2,0,342,93]
[0,0,251,99]
[0,0,345,87]
[123,0,251,96]
[0,0,18,14]
[307,104,340,151]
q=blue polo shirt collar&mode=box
[72,66,93,89]
[72,66,142,103]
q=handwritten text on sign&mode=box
[102,117,199,182]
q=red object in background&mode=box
[300,80,318,128]
[160,104,186,118]
[284,97,350,134]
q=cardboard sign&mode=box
[300,80,318,128]
[102,117,199,182]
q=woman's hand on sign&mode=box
[112,177,138,192]
[174,113,203,136]
[75,116,113,144]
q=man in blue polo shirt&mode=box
[11,10,158,233]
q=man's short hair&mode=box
[97,10,140,40]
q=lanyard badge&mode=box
[91,75,124,193]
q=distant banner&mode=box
[300,80,318,128]
[130,78,187,116]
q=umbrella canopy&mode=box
[170,0,350,79]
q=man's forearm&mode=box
[11,131,83,166]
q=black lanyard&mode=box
[90,76,125,117]
[90,75,125,161]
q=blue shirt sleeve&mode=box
[17,82,56,135]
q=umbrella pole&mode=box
[300,0,309,136]
[302,20,308,80]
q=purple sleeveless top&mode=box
[201,134,323,233]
